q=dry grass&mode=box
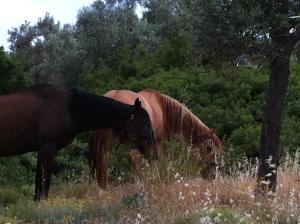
[88,167,300,223]
[1,151,300,223]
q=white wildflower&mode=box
[174,172,180,179]
[178,191,185,200]
[261,180,270,185]
[137,213,142,219]
[204,189,211,197]
[244,213,251,218]
[266,155,273,164]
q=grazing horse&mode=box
[0,84,155,200]
[88,90,155,188]
[88,89,223,190]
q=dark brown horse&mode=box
[0,84,155,200]
[88,89,223,190]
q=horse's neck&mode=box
[182,115,210,145]
[70,92,132,134]
[164,104,209,143]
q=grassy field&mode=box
[0,150,299,224]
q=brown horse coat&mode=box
[0,84,155,200]
[88,89,223,190]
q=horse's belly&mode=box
[0,146,34,157]
[0,130,37,157]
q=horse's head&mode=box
[189,128,223,180]
[125,98,156,154]
[191,128,223,162]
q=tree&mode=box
[33,24,81,87]
[183,0,271,66]
[257,1,300,193]
[8,13,60,72]
[76,0,140,69]
[183,0,300,193]
[8,13,81,87]
[0,47,26,94]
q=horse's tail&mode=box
[88,130,112,190]
[87,132,98,178]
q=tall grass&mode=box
[0,147,299,223]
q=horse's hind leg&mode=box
[34,143,57,201]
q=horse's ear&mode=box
[134,98,142,110]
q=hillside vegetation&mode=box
[1,1,300,223]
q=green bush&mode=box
[0,187,23,207]
[0,153,36,185]
[81,64,300,160]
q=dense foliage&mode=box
[1,0,300,186]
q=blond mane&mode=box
[140,89,211,143]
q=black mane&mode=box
[70,89,132,118]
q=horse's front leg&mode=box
[34,142,57,201]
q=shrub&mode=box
[0,187,23,207]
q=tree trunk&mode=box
[256,27,296,194]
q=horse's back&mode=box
[104,90,142,105]
[0,85,71,156]
[104,90,153,121]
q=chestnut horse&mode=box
[0,84,155,200]
[88,89,223,190]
